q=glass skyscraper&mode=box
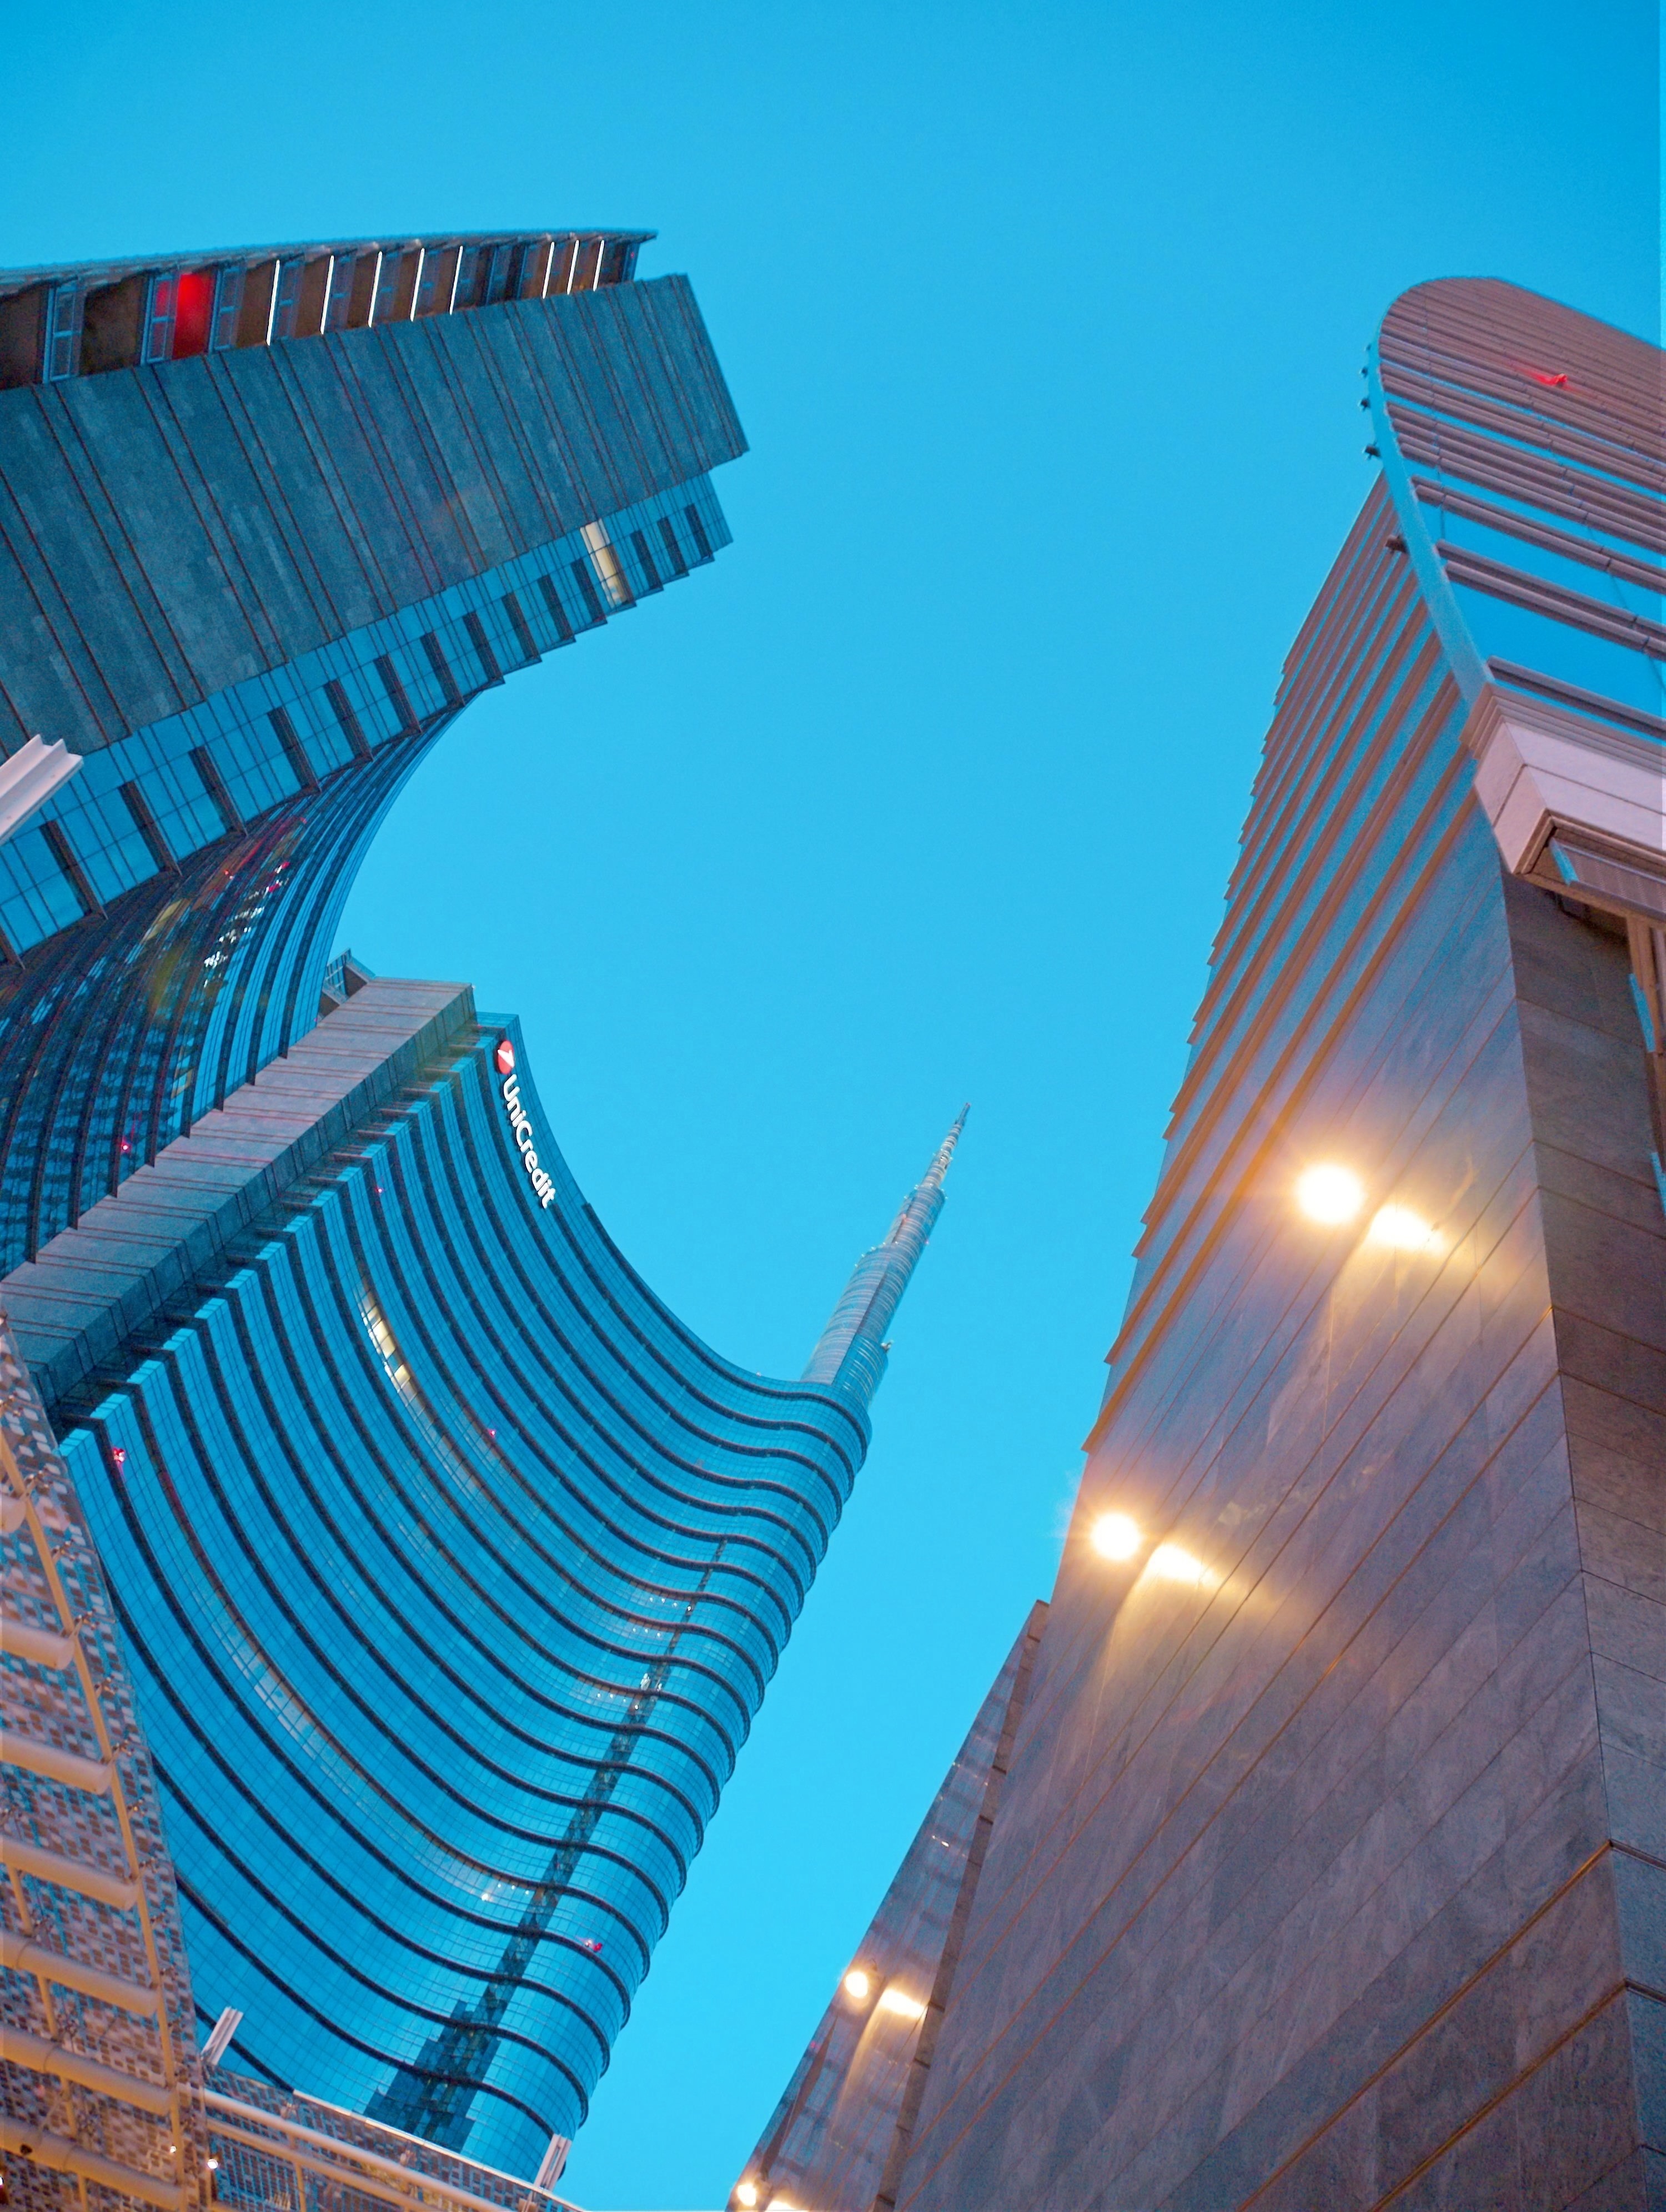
[0,227,728,1273]
[0,230,959,2204]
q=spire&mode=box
[802,1108,968,1408]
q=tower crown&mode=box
[803,1108,967,1405]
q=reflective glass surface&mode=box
[53,1008,869,2178]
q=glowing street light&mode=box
[1090,1511,1141,1561]
[736,2187,760,2208]
[843,1968,872,2002]
[1296,1164,1365,1224]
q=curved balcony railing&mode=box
[0,229,651,390]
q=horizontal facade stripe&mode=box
[117,1343,719,1852]
[0,238,953,2189]
[175,1873,579,2143]
[45,992,874,2170]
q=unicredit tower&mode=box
[0,232,957,2208]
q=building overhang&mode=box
[1463,683,1666,923]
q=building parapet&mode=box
[0,231,651,389]
[204,2069,583,2212]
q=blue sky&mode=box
[3,4,1655,2205]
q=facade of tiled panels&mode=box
[0,274,742,757]
[0,273,740,1272]
[3,1318,212,2212]
[736,1607,1045,2212]
[894,489,1664,2210]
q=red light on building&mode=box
[1528,368,1570,388]
[172,271,216,359]
[495,1038,516,1075]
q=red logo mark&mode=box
[495,1038,516,1075]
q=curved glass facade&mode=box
[1,229,956,2195]
[0,229,742,1272]
[0,717,442,1268]
[31,989,868,2172]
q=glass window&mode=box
[142,273,178,364]
[323,256,357,333]
[413,246,456,318]
[630,530,663,594]
[684,505,714,563]
[454,247,483,310]
[371,253,404,325]
[483,244,516,305]
[270,259,305,341]
[172,270,216,358]
[43,284,83,381]
[209,267,244,351]
[658,515,689,578]
[581,524,633,611]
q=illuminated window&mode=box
[172,270,215,357]
[583,522,634,610]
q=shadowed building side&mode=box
[726,1603,1047,2212]
[750,280,1663,2212]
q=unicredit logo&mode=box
[496,1041,554,1210]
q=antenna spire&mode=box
[801,1108,968,1408]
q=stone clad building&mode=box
[737,280,1664,2211]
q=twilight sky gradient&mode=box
[2,5,1657,2205]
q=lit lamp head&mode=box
[843,1968,872,2003]
[736,2186,760,2208]
[1090,1511,1141,1561]
[1296,1163,1364,1225]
